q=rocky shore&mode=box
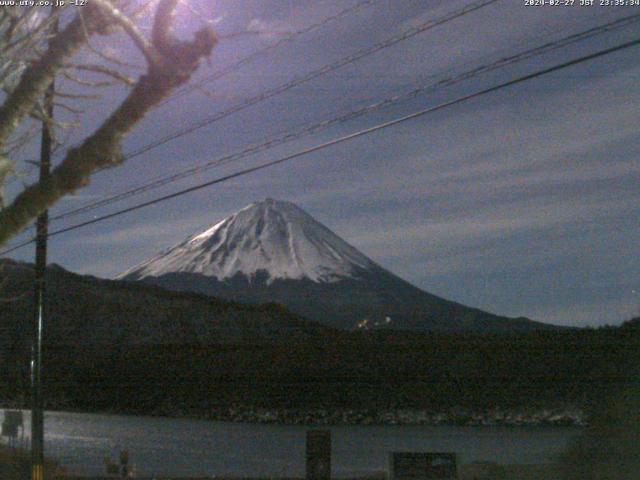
[156,405,586,427]
[2,398,586,427]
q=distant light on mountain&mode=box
[121,199,557,332]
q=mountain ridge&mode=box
[121,199,556,332]
[0,258,333,349]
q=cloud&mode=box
[59,209,228,278]
[7,0,637,328]
[524,295,640,328]
[246,18,292,39]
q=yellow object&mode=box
[32,464,43,480]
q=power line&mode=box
[2,36,638,256]
[5,0,504,235]
[1,0,377,187]
[1,0,502,247]
[96,0,500,170]
[45,12,640,223]
[162,0,378,106]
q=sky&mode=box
[3,0,639,327]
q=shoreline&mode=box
[166,406,586,427]
[1,401,586,427]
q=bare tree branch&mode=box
[62,69,119,88]
[91,0,162,66]
[0,5,110,150]
[1,9,60,59]
[0,156,12,207]
[53,102,85,115]
[55,89,101,100]
[0,0,217,246]
[86,43,144,70]
[67,63,135,85]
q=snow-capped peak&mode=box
[119,198,377,284]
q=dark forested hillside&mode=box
[1,259,637,419]
[0,259,332,347]
[4,326,638,418]
[0,259,332,401]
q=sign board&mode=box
[2,410,24,438]
[389,452,458,480]
[306,430,331,480]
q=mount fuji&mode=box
[120,199,552,332]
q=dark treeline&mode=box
[2,320,637,416]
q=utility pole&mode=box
[31,11,57,480]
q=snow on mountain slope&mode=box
[120,198,554,332]
[119,198,377,284]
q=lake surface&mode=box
[1,409,580,477]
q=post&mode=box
[31,11,57,480]
[306,430,331,480]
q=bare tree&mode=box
[0,0,217,247]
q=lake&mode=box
[1,409,580,477]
